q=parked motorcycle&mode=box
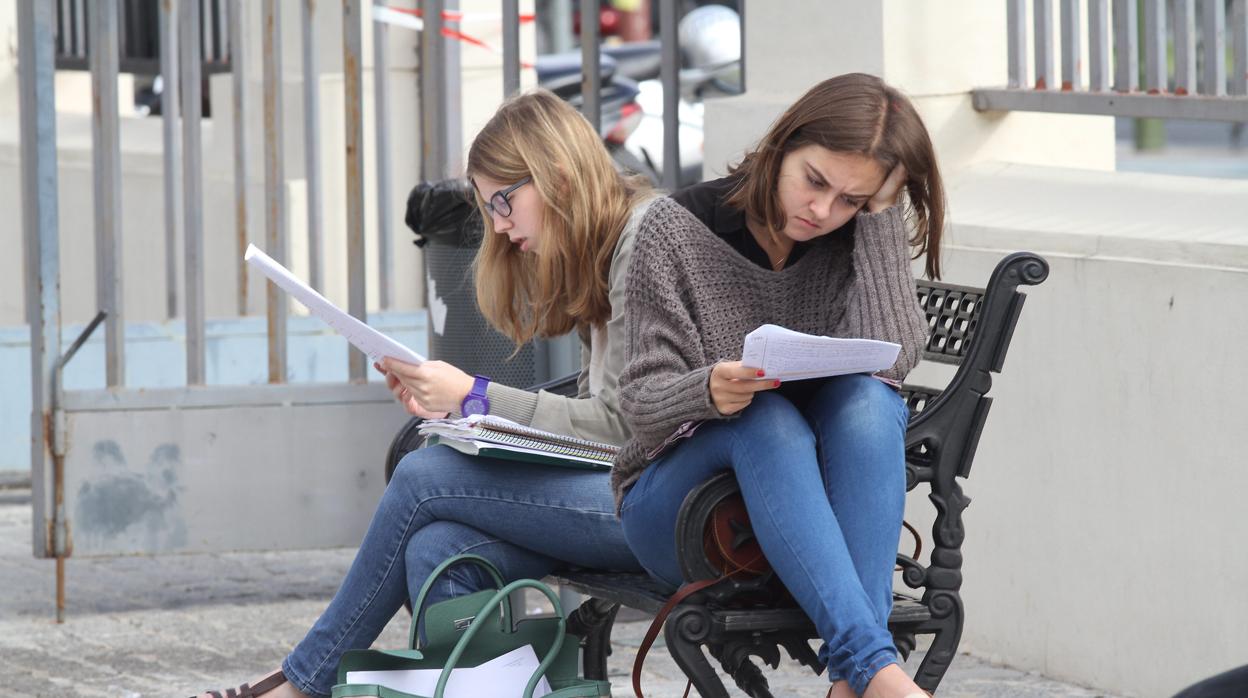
[534,44,656,182]
[620,4,741,188]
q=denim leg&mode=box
[803,375,910,682]
[284,445,638,697]
[805,375,909,629]
[620,391,898,696]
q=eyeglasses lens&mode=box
[490,192,512,218]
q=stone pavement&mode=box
[0,488,1122,697]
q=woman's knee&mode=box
[390,446,457,500]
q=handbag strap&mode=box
[631,577,723,698]
[409,553,512,649]
[435,578,567,698]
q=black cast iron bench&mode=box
[385,251,1049,696]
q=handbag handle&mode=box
[408,553,513,650]
[435,578,566,698]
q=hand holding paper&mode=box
[244,244,426,366]
[741,324,900,381]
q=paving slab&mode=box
[0,491,1123,697]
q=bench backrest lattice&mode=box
[384,251,1050,697]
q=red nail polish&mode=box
[773,380,781,387]
[756,370,765,377]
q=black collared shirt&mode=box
[669,176,810,270]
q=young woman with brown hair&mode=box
[615,73,943,698]
[193,89,653,698]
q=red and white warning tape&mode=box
[374,5,537,68]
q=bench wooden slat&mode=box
[559,571,670,615]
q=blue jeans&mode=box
[619,375,909,697]
[283,445,641,697]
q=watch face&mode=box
[463,398,487,416]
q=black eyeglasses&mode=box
[478,176,532,218]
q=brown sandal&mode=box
[191,670,288,698]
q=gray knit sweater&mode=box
[612,196,928,507]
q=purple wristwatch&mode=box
[460,374,491,416]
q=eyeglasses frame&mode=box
[476,175,532,218]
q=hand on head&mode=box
[709,361,781,415]
[374,359,469,418]
[866,163,907,214]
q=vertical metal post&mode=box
[737,0,745,93]
[345,0,367,381]
[1173,0,1197,94]
[304,0,324,292]
[160,0,183,320]
[1201,0,1226,96]
[263,0,288,382]
[373,0,393,310]
[201,0,215,63]
[1232,0,1248,95]
[230,0,250,316]
[580,0,600,133]
[182,0,206,384]
[91,0,125,387]
[548,0,573,53]
[216,0,230,64]
[502,0,521,96]
[421,0,447,179]
[445,0,463,177]
[1060,0,1082,90]
[1142,0,1166,93]
[74,0,87,58]
[1088,0,1110,91]
[1034,0,1055,89]
[1007,0,1028,88]
[1112,0,1138,92]
[18,0,63,565]
[659,0,679,189]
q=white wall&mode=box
[904,164,1248,698]
[697,2,1248,696]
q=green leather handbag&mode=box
[331,554,610,698]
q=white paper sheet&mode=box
[740,324,900,381]
[345,644,553,698]
[244,244,426,366]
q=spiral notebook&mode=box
[417,415,618,470]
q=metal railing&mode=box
[20,0,696,615]
[55,0,232,74]
[974,0,1248,121]
[30,0,697,394]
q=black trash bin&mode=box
[405,180,577,388]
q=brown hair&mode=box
[467,89,651,347]
[726,73,945,279]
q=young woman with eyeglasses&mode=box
[193,89,654,698]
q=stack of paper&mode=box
[741,324,900,381]
[418,415,617,470]
[345,644,553,698]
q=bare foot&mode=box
[827,680,859,698]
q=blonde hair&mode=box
[468,89,651,346]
